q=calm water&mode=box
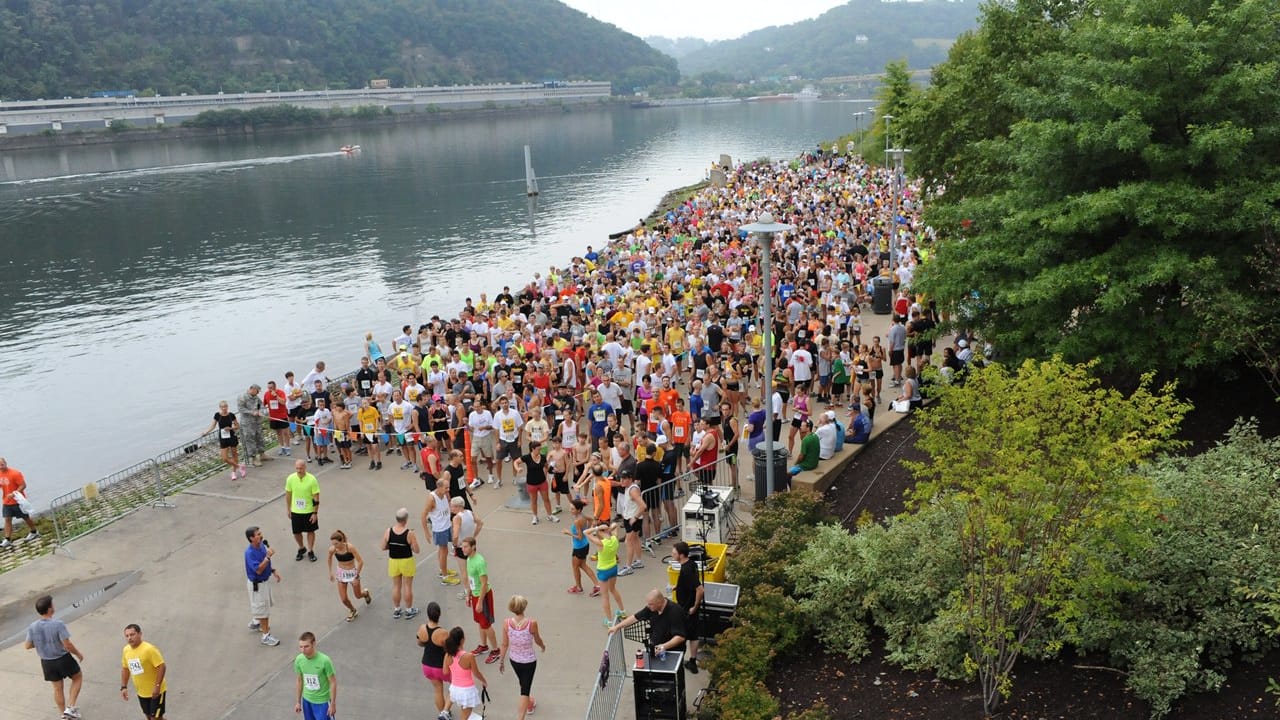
[0,102,860,507]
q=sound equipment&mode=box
[633,649,686,720]
[701,582,740,640]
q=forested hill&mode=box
[0,0,679,99]
[676,0,981,79]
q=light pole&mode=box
[882,114,894,269]
[852,111,866,153]
[886,147,911,271]
[741,211,795,498]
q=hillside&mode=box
[0,0,678,99]
[643,36,711,60]
[677,0,981,79]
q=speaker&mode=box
[633,650,687,720]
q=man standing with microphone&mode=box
[244,525,282,646]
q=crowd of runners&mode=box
[21,145,981,720]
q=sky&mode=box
[559,0,851,42]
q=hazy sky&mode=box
[560,0,850,42]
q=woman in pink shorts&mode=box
[416,602,452,720]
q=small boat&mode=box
[340,145,361,153]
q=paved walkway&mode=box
[0,307,920,720]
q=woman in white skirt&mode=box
[445,626,489,719]
[326,530,373,622]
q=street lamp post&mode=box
[886,147,911,272]
[741,211,795,497]
[852,111,867,153]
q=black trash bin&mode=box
[751,441,789,501]
[872,275,893,315]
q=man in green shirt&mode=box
[285,459,320,562]
[293,631,336,720]
[786,419,820,490]
[462,536,500,664]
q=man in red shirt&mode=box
[1,457,39,547]
[264,380,292,456]
[668,399,693,475]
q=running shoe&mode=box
[468,478,483,490]
[549,514,561,523]
[346,609,359,622]
[487,474,496,485]
[602,618,613,628]
[376,462,383,470]
[531,517,539,525]
[643,541,656,557]
[308,551,318,562]
[615,610,627,621]
[261,634,281,646]
[292,437,301,445]
[363,589,373,604]
[552,506,563,515]
[0,538,11,548]
[404,607,420,619]
[295,548,307,561]
[401,462,414,470]
[567,586,584,594]
[278,448,288,456]
[229,470,237,481]
[631,560,644,569]
[485,649,502,664]
[590,586,601,597]
[471,644,490,655]
[238,464,247,478]
[248,620,261,631]
[22,530,39,542]
[392,608,402,619]
[440,575,460,586]
[618,565,634,576]
[369,461,376,470]
[62,708,81,719]
[528,698,537,715]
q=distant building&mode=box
[369,79,390,89]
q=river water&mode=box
[0,101,862,507]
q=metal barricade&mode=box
[583,623,629,720]
[642,454,741,547]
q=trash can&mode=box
[872,276,893,315]
[751,441,789,501]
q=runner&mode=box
[562,498,600,597]
[416,602,453,720]
[450,497,483,598]
[284,458,320,562]
[325,530,373,622]
[460,536,501,664]
[422,476,460,586]
[0,457,38,546]
[24,594,85,720]
[120,623,168,719]
[265,380,292,455]
[513,440,559,525]
[204,400,243,480]
[499,595,547,719]
[382,508,422,619]
[293,631,338,720]
[444,626,490,720]
[584,521,626,627]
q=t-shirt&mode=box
[25,617,70,660]
[635,599,688,648]
[264,389,288,421]
[467,553,489,598]
[390,400,414,433]
[294,651,336,704]
[816,423,837,460]
[358,407,381,434]
[675,558,702,614]
[122,641,167,697]
[798,433,821,471]
[597,535,619,571]
[245,542,272,581]
[521,454,547,485]
[0,467,26,505]
[587,403,613,437]
[468,410,495,438]
[285,472,319,514]
[495,409,523,442]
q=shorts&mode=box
[388,556,416,578]
[301,699,330,720]
[875,369,884,379]
[291,512,318,535]
[363,433,379,446]
[671,444,690,461]
[247,579,272,618]
[40,653,80,682]
[791,417,804,429]
[572,545,589,560]
[471,589,495,628]
[620,398,634,415]
[624,517,644,534]
[269,419,289,430]
[527,480,548,497]
[422,664,448,683]
[685,612,702,642]
[450,682,484,709]
[138,691,167,718]
[3,503,29,519]
[433,529,452,547]
[598,564,618,582]
[641,486,659,510]
[335,567,358,583]
[454,545,468,560]
[471,434,494,459]
[218,437,238,449]
[337,439,352,449]
[889,349,905,366]
[552,473,569,495]
[289,406,307,420]
[497,439,521,462]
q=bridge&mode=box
[816,68,932,86]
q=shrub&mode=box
[730,490,831,593]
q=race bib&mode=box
[220,428,231,439]
[593,409,606,422]
[501,418,516,433]
[393,408,404,420]
[696,369,705,379]
[303,673,321,691]
[513,374,522,383]
[294,497,308,511]
[128,658,144,676]
[361,380,371,389]
[674,426,685,438]
[269,401,280,410]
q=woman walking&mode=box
[416,602,452,720]
[585,521,626,627]
[204,400,243,480]
[325,530,373,621]
[499,595,547,719]
[444,627,489,720]
[562,499,601,597]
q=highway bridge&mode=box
[0,81,612,135]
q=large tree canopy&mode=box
[905,0,1280,382]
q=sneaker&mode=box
[392,608,403,619]
[496,478,503,488]
[295,548,307,561]
[404,606,420,619]
[549,514,561,523]
[0,538,11,548]
[62,708,81,719]
[485,649,501,664]
[230,470,237,481]
[602,618,614,628]
[293,437,301,445]
[685,659,700,674]
[644,541,656,557]
[261,634,280,646]
[341,463,351,469]
[531,517,539,525]
[401,462,414,470]
[308,551,317,562]
[552,506,563,515]
[630,560,645,569]
[440,574,460,585]
[370,461,377,470]
[238,464,247,478]
[615,610,627,621]
[487,474,496,485]
[468,478,483,490]
[438,712,451,720]
[376,462,383,470]
[284,447,292,456]
[590,586,601,597]
[364,589,373,604]
[248,620,261,631]
[617,565,634,576]
[278,448,288,456]
[528,698,537,715]
[567,586,584,594]
[471,644,490,655]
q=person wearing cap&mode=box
[846,402,872,445]
[816,411,838,461]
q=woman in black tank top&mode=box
[326,529,372,622]
[417,602,451,717]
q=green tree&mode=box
[908,0,1280,381]
[870,59,918,153]
[904,357,1188,715]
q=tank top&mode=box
[387,526,413,559]
[571,520,589,550]
[598,535,619,571]
[333,550,354,562]
[721,417,738,452]
[505,618,537,663]
[427,493,452,532]
[619,484,641,521]
[794,395,810,421]
[450,651,475,688]
[697,429,720,468]
[456,509,477,541]
[421,623,446,668]
[593,477,612,520]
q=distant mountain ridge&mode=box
[0,0,678,99]
[643,36,711,60]
[673,0,981,79]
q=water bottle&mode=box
[657,646,667,662]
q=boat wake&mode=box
[0,151,349,187]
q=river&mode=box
[0,101,864,507]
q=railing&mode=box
[643,453,743,547]
[584,622,629,720]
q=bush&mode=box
[730,490,831,593]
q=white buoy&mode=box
[524,145,539,197]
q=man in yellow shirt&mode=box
[120,624,167,720]
[357,397,383,470]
